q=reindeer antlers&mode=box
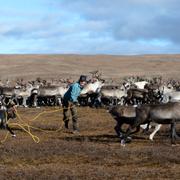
[89,70,102,79]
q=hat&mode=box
[79,75,87,82]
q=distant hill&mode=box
[0,54,180,80]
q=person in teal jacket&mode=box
[63,75,87,133]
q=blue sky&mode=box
[0,0,179,55]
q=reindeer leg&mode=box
[171,122,176,145]
[6,124,16,137]
[114,122,124,138]
[174,131,180,140]
[171,121,180,140]
[120,126,133,146]
[141,122,151,135]
[22,97,28,107]
[121,122,142,146]
[149,124,162,141]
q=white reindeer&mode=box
[80,80,104,95]
[133,81,149,89]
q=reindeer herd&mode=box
[1,72,180,108]
[0,72,180,145]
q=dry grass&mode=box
[0,54,180,81]
[0,54,180,179]
[0,107,180,180]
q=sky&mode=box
[0,0,180,55]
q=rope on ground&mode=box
[1,107,66,144]
[0,132,9,144]
[14,107,65,132]
[0,106,107,144]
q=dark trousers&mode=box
[63,100,79,131]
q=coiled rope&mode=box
[1,107,66,144]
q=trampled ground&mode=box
[0,107,179,180]
[0,54,180,179]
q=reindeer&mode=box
[78,71,105,107]
[109,105,163,141]
[0,100,16,137]
[122,102,180,145]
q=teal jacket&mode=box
[64,82,82,103]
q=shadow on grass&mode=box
[59,134,147,144]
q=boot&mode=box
[64,121,69,129]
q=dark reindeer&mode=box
[0,100,16,137]
[109,105,138,138]
[122,102,180,145]
[108,105,160,141]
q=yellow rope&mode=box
[14,107,65,132]
[1,107,66,144]
[9,122,40,143]
[0,132,9,144]
[30,109,62,121]
[0,105,102,144]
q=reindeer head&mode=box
[89,70,105,83]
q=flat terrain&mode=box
[0,107,180,180]
[0,54,180,81]
[0,54,180,179]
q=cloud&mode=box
[55,0,180,44]
[113,15,180,43]
[0,0,180,54]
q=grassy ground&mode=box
[0,54,180,81]
[0,107,179,180]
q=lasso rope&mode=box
[0,105,105,144]
[0,132,9,143]
[0,107,66,144]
